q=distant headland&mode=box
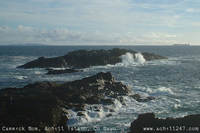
[172,43,191,46]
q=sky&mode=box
[0,0,200,45]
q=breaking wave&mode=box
[66,99,123,127]
[88,52,146,69]
[119,52,146,66]
[135,53,146,64]
[136,86,175,95]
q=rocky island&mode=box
[0,72,154,132]
[17,48,167,69]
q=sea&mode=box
[0,45,200,132]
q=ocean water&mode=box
[1,45,200,132]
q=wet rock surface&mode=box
[129,113,200,133]
[17,48,167,69]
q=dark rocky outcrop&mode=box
[46,68,82,75]
[130,113,200,133]
[18,56,68,69]
[0,72,154,132]
[17,48,167,69]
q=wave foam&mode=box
[134,86,175,96]
[135,53,146,64]
[120,52,135,66]
[34,71,42,75]
[14,76,28,80]
[118,52,146,66]
[66,99,124,127]
[87,52,146,70]
[157,87,174,95]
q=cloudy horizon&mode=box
[0,0,200,45]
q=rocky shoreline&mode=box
[17,48,167,69]
[3,48,197,133]
[0,72,154,132]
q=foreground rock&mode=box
[130,113,200,133]
[17,48,167,69]
[0,72,154,132]
[46,68,82,75]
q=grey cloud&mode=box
[0,25,182,45]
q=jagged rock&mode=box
[17,56,67,68]
[101,98,115,105]
[0,72,132,130]
[93,106,101,111]
[77,112,86,116]
[46,68,82,75]
[0,72,155,132]
[17,48,167,69]
[0,90,68,132]
[129,113,200,133]
[106,114,113,117]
